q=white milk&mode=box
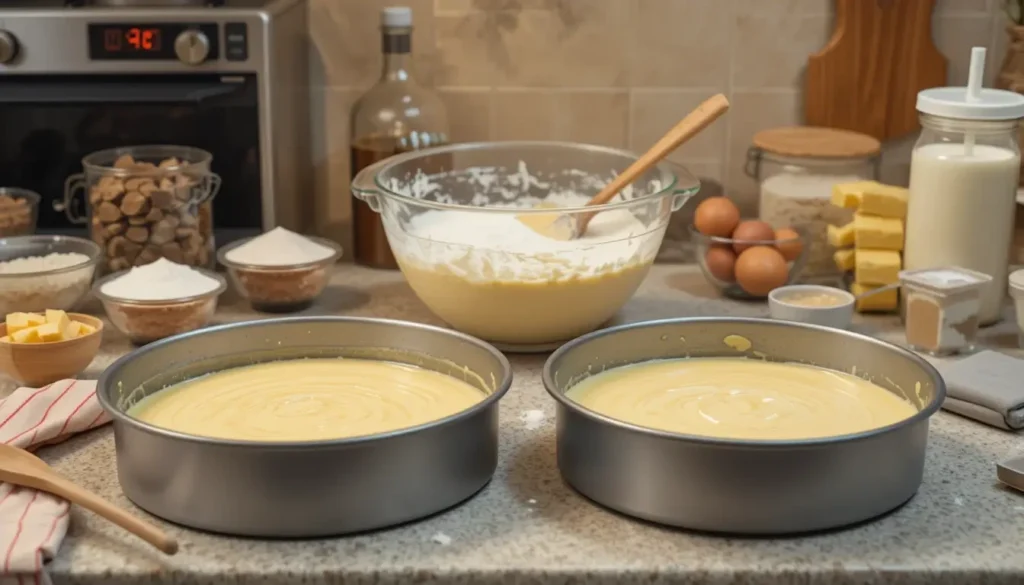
[904,142,1020,324]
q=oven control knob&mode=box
[0,31,20,65]
[174,30,210,66]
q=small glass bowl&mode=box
[216,236,342,313]
[0,235,101,314]
[92,268,227,345]
[690,224,811,300]
[0,188,40,237]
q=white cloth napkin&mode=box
[0,380,109,585]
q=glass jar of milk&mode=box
[904,87,1024,325]
[748,126,881,280]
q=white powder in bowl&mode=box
[0,252,95,314]
[225,227,335,267]
[101,258,220,301]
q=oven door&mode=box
[0,73,261,243]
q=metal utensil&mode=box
[543,317,945,535]
[517,93,729,240]
[0,443,178,555]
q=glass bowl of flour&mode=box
[351,141,700,352]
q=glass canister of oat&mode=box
[60,146,221,272]
[747,127,881,281]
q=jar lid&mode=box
[917,87,1024,121]
[751,126,881,159]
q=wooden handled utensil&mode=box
[516,93,730,241]
[0,443,178,555]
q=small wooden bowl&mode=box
[0,313,104,387]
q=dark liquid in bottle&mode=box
[349,133,449,269]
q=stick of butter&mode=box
[850,282,899,312]
[834,248,856,272]
[832,181,908,219]
[853,213,904,251]
[828,222,855,248]
[855,249,901,285]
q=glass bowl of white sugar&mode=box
[351,141,701,352]
[93,258,227,344]
[217,227,342,313]
[0,235,101,315]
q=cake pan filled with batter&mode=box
[98,317,512,537]
[543,317,944,535]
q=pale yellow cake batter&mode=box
[128,358,486,442]
[565,358,917,440]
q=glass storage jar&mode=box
[904,86,1024,326]
[60,145,221,272]
[747,126,880,280]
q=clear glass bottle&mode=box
[905,101,1024,325]
[349,6,449,269]
[747,127,880,281]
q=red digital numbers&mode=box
[126,27,160,51]
[102,27,161,53]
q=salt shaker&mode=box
[904,47,1024,325]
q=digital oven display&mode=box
[87,23,219,60]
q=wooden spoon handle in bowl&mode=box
[575,93,730,235]
[47,474,179,555]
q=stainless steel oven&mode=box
[0,0,311,244]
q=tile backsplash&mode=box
[309,0,1009,252]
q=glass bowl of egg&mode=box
[350,141,701,352]
[690,196,810,299]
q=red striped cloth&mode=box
[0,380,109,585]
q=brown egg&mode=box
[774,227,803,261]
[731,220,776,254]
[693,197,741,238]
[735,246,789,296]
[704,245,737,282]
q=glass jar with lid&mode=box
[904,78,1024,326]
[746,126,881,280]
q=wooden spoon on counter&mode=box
[0,443,179,555]
[516,92,730,241]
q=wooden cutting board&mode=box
[805,0,947,141]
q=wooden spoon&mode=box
[0,443,178,555]
[516,93,730,240]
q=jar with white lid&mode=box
[747,126,881,280]
[904,47,1024,326]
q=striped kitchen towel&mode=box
[0,380,109,585]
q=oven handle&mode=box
[0,80,244,104]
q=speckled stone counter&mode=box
[11,265,1024,585]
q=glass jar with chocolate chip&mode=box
[61,146,221,273]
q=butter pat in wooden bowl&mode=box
[0,310,103,386]
[768,285,855,330]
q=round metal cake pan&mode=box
[98,316,513,537]
[543,317,945,535]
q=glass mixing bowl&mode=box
[351,141,700,352]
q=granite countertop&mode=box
[12,265,1024,585]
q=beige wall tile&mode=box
[735,0,830,15]
[732,13,831,89]
[310,88,359,249]
[630,90,727,162]
[723,90,803,214]
[496,2,631,87]
[435,12,501,86]
[491,90,558,140]
[630,0,732,88]
[933,14,999,84]
[554,91,629,147]
[309,0,436,88]
[936,0,990,13]
[439,89,493,141]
